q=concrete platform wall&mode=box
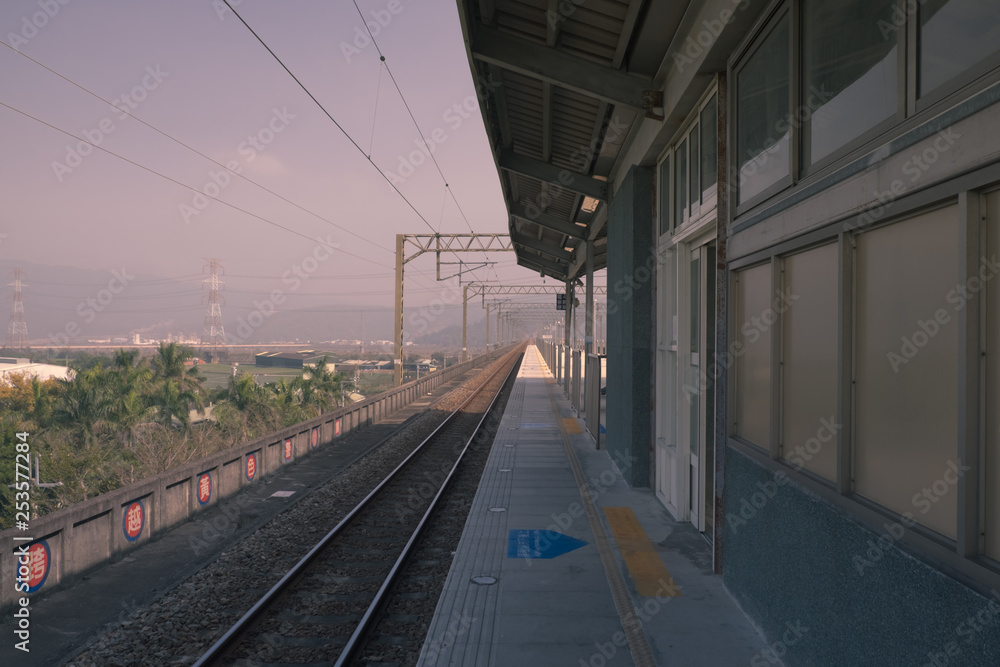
[1,348,510,613]
[723,447,1000,666]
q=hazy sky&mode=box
[1,0,580,329]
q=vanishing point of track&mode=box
[193,345,525,666]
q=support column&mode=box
[585,240,595,356]
[606,165,655,487]
[485,303,491,352]
[496,304,502,348]
[563,281,572,387]
[462,284,468,362]
[393,234,404,386]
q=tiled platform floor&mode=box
[419,345,776,666]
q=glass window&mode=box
[985,191,1000,559]
[689,126,700,212]
[700,96,718,200]
[735,263,772,447]
[781,243,838,482]
[920,0,1000,97]
[675,139,687,227]
[854,205,959,539]
[737,13,790,204]
[803,0,898,165]
[658,158,671,236]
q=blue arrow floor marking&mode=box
[507,530,588,559]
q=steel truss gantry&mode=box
[394,234,514,385]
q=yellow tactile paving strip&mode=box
[604,507,682,598]
[562,417,582,434]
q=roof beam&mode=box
[471,25,654,111]
[511,231,575,263]
[499,150,608,201]
[509,202,587,239]
[517,256,567,280]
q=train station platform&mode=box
[419,345,776,666]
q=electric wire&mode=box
[0,99,392,270]
[0,40,396,257]
[220,0,438,235]
[350,0,505,285]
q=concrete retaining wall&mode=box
[2,348,509,612]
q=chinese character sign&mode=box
[24,541,50,593]
[123,501,144,541]
[197,473,212,504]
[246,453,257,481]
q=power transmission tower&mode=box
[6,268,28,350]
[201,259,226,349]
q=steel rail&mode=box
[193,345,524,666]
[334,345,523,666]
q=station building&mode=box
[456,0,1000,662]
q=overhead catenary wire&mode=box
[220,0,438,236]
[349,0,504,285]
[0,40,396,258]
[0,99,393,270]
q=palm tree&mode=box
[150,379,202,432]
[150,343,203,429]
[295,356,343,416]
[53,363,116,447]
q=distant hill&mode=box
[0,261,488,347]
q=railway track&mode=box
[193,345,525,666]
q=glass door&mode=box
[687,242,716,535]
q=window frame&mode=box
[798,0,907,177]
[915,1,1000,111]
[729,0,1000,220]
[726,163,1000,595]
[656,83,721,238]
[731,3,795,215]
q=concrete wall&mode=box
[606,165,655,487]
[723,447,1000,666]
[1,348,511,613]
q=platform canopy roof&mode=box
[456,0,768,282]
[454,0,687,282]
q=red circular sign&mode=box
[284,438,292,461]
[311,427,318,449]
[123,500,144,542]
[197,473,212,504]
[22,541,50,593]
[246,453,257,481]
[335,418,342,437]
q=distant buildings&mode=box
[255,351,327,369]
[0,357,73,383]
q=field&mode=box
[195,363,302,391]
